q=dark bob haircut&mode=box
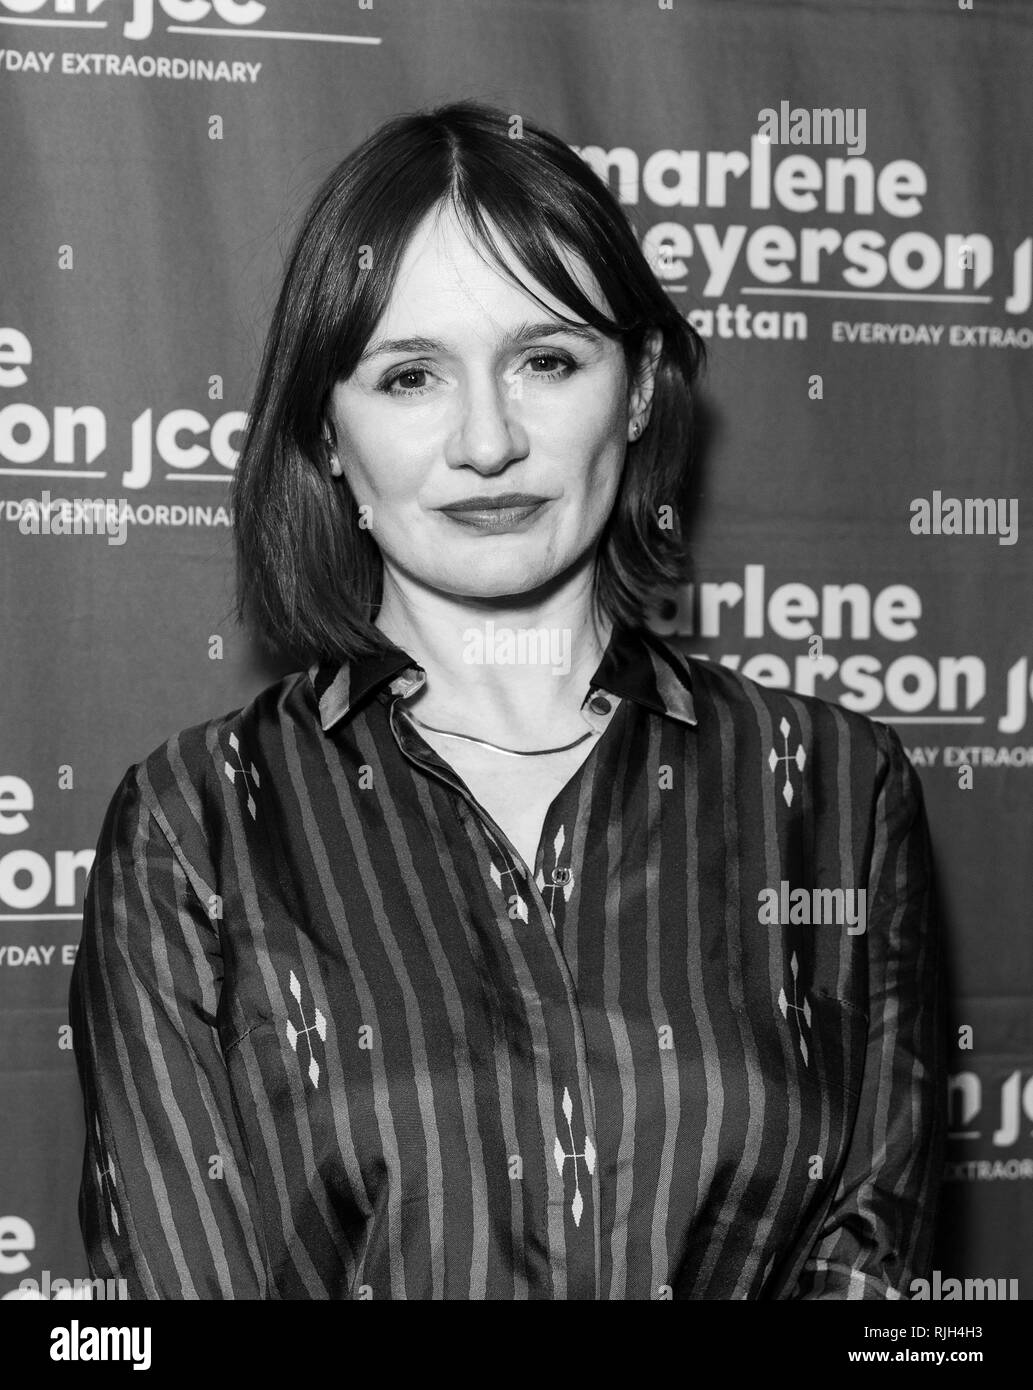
[232,99,706,666]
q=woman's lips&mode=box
[438,500,546,531]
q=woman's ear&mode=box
[322,421,341,476]
[628,328,662,434]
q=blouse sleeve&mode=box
[790,724,947,1299]
[69,762,270,1299]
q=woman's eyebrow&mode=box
[358,319,603,363]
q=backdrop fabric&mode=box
[1,0,1031,1299]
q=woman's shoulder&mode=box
[676,648,911,781]
[107,668,314,835]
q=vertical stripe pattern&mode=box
[69,627,945,1299]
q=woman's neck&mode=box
[374,570,613,747]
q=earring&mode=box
[323,433,340,475]
[630,419,642,440]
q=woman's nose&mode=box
[447,377,526,473]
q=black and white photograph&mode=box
[1,0,1029,1360]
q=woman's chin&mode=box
[440,577,552,604]
[386,545,591,607]
[418,565,568,605]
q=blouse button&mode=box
[587,694,611,716]
[551,866,573,886]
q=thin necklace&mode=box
[407,711,595,758]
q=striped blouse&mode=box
[69,624,945,1299]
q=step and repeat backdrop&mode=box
[1,0,1030,1299]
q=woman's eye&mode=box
[380,352,575,397]
[525,352,573,375]
[382,367,431,396]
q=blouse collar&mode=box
[309,623,697,734]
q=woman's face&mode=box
[327,204,652,607]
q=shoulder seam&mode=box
[135,762,218,918]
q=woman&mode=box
[70,100,944,1300]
